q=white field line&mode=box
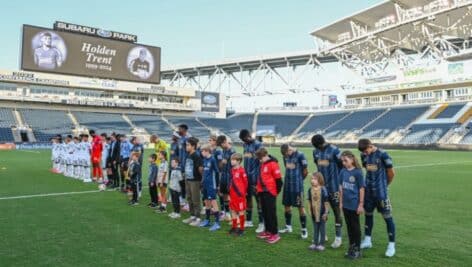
[0,161,471,201]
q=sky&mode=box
[0,0,380,69]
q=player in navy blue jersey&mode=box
[177,124,191,208]
[278,144,309,239]
[239,129,265,233]
[216,135,235,221]
[311,134,344,248]
[34,32,63,69]
[357,138,396,257]
[199,144,221,231]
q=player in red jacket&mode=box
[90,130,103,182]
[229,153,248,236]
[255,147,283,244]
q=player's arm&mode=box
[338,184,343,210]
[382,152,395,185]
[273,163,283,194]
[300,153,308,179]
[357,187,365,215]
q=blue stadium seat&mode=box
[201,113,254,141]
[256,114,308,137]
[166,116,210,141]
[127,114,172,140]
[296,112,349,138]
[20,109,74,142]
[0,108,15,142]
[324,109,386,139]
[74,112,132,135]
[400,123,457,145]
[435,103,465,119]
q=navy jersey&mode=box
[170,141,179,160]
[243,140,263,184]
[340,168,365,211]
[131,144,144,165]
[34,47,62,69]
[283,151,308,193]
[361,149,393,200]
[221,147,236,181]
[202,156,219,189]
[178,134,191,170]
[213,148,223,165]
[313,144,342,194]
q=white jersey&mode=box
[51,143,58,161]
[80,141,92,165]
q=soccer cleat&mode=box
[228,228,238,235]
[168,212,176,218]
[255,223,265,233]
[301,228,308,239]
[266,234,281,244]
[182,216,195,224]
[279,225,293,234]
[316,245,325,251]
[244,221,254,228]
[128,201,139,206]
[385,242,396,257]
[236,229,245,236]
[331,237,342,248]
[257,231,271,239]
[209,223,221,232]
[348,246,362,260]
[189,218,201,227]
[360,236,373,249]
[199,219,211,227]
[200,209,206,215]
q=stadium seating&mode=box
[166,116,210,141]
[296,112,349,138]
[435,103,466,119]
[324,109,386,139]
[127,114,172,140]
[20,109,74,142]
[201,113,254,141]
[360,106,430,139]
[400,123,457,145]
[459,123,472,144]
[256,114,308,137]
[74,112,132,135]
[0,108,16,142]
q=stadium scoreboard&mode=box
[21,23,161,84]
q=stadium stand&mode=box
[201,113,254,141]
[435,103,466,119]
[360,105,430,139]
[295,112,349,138]
[256,114,308,137]
[0,108,15,142]
[324,109,386,139]
[166,116,210,140]
[400,123,457,145]
[127,114,172,139]
[459,123,472,144]
[74,111,132,135]
[20,109,74,142]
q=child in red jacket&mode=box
[229,153,248,236]
[255,147,283,244]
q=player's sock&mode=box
[224,200,229,213]
[239,215,245,230]
[285,211,292,226]
[300,214,307,229]
[246,209,252,222]
[205,209,211,221]
[384,217,396,242]
[97,168,103,179]
[335,223,342,238]
[257,209,264,224]
[214,211,220,223]
[232,218,238,229]
[365,214,374,236]
[219,196,224,211]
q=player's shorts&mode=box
[230,197,246,212]
[121,158,129,170]
[246,182,257,198]
[328,191,340,208]
[92,155,101,164]
[364,197,392,217]
[282,191,304,207]
[202,186,217,200]
[219,176,230,194]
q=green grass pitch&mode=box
[0,147,471,266]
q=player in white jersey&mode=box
[81,134,92,182]
[101,134,110,184]
[72,137,81,179]
[64,135,74,178]
[58,139,66,174]
[51,137,60,173]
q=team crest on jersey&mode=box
[349,176,356,183]
[263,166,268,173]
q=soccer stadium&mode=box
[1,1,472,266]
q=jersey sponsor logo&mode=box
[366,164,378,172]
[317,159,330,167]
[286,162,296,169]
[244,152,253,158]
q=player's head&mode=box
[208,134,218,146]
[66,134,72,142]
[119,134,126,141]
[186,137,199,153]
[40,32,52,47]
[230,153,243,167]
[81,134,89,141]
[150,134,159,143]
[216,135,230,148]
[255,147,269,161]
[100,133,107,141]
[158,150,167,160]
[131,136,139,145]
[139,49,147,61]
[171,157,179,168]
[341,150,362,169]
[200,144,212,158]
[280,144,294,157]
[311,171,325,187]
[73,136,79,143]
[178,124,188,135]
[149,153,157,163]
[131,151,140,161]
[358,138,374,155]
[105,137,111,143]
[89,130,96,137]
[239,129,252,143]
[311,134,326,149]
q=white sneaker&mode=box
[331,237,342,248]
[182,216,195,224]
[279,225,293,234]
[301,228,308,239]
[361,236,373,249]
[168,212,176,218]
[173,213,181,219]
[385,242,395,257]
[244,221,254,228]
[190,218,201,227]
[255,223,265,233]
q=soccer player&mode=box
[279,144,309,239]
[64,135,73,178]
[90,130,103,182]
[100,134,109,184]
[34,32,63,69]
[177,124,191,207]
[50,137,60,173]
[182,137,203,227]
[229,153,248,236]
[239,129,264,233]
[147,153,158,208]
[308,172,330,251]
[150,134,168,165]
[311,134,344,248]
[128,152,141,206]
[156,151,169,213]
[120,135,133,191]
[72,136,80,179]
[129,49,150,79]
[357,139,396,258]
[339,150,365,260]
[255,147,283,244]
[199,144,221,231]
[108,133,121,188]
[216,135,235,221]
[80,134,92,182]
